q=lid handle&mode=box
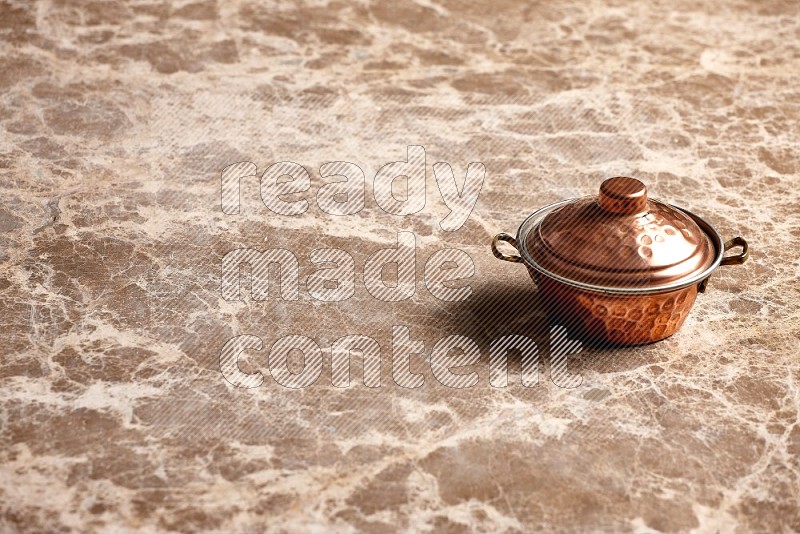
[599,177,647,215]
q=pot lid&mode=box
[521,177,716,290]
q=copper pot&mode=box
[491,177,749,346]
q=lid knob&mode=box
[599,177,647,215]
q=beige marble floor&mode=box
[1,0,799,532]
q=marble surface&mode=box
[2,0,799,532]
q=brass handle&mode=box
[721,237,749,266]
[492,232,522,263]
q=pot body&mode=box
[530,266,699,345]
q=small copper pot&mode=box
[492,177,749,346]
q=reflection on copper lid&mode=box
[523,178,716,290]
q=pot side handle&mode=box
[492,233,523,263]
[721,237,749,266]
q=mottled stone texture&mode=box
[1,0,799,532]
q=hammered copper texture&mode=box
[535,272,699,345]
[527,181,716,289]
